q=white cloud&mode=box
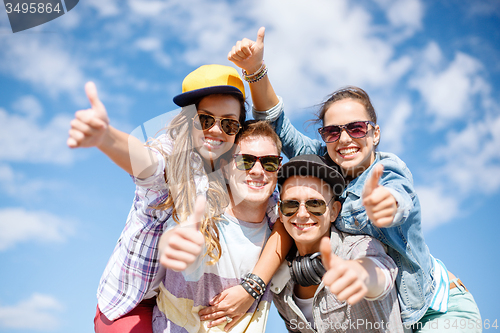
[0,293,63,331]
[416,185,459,231]
[0,208,75,251]
[0,36,86,103]
[432,114,500,195]
[379,99,413,154]
[386,0,424,30]
[0,108,74,164]
[84,0,121,17]
[410,48,488,122]
[12,95,43,119]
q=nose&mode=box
[296,203,310,219]
[338,128,351,144]
[206,119,224,135]
[249,160,265,176]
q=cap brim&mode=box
[173,85,243,107]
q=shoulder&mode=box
[376,151,413,182]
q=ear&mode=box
[329,200,342,222]
[373,124,381,146]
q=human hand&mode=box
[228,26,265,74]
[159,196,206,271]
[198,284,255,331]
[320,237,368,305]
[67,82,110,148]
[362,164,397,228]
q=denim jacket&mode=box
[254,98,436,324]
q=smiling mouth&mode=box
[292,222,317,230]
[338,147,359,156]
[246,181,267,188]
[202,137,224,149]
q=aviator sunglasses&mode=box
[193,113,241,136]
[279,199,328,217]
[318,121,376,143]
[233,154,283,172]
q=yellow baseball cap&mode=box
[173,64,245,107]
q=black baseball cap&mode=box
[277,154,345,197]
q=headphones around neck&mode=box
[288,252,326,287]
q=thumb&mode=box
[255,26,265,47]
[320,237,332,270]
[363,164,384,197]
[184,196,206,230]
[85,81,105,112]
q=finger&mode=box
[85,81,105,111]
[328,269,357,296]
[337,281,366,304]
[75,110,107,129]
[200,309,226,322]
[159,256,188,271]
[255,26,265,47]
[225,314,242,331]
[67,137,78,148]
[184,196,206,230]
[68,128,85,144]
[320,237,332,270]
[207,316,229,328]
[163,247,199,265]
[363,164,384,197]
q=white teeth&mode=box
[294,223,315,228]
[203,138,223,146]
[248,181,265,187]
[339,147,358,155]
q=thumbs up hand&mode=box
[67,82,110,148]
[159,196,206,272]
[228,26,266,74]
[320,237,368,305]
[362,164,397,228]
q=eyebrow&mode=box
[198,109,239,118]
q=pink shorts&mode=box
[94,298,156,333]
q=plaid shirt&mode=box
[96,135,211,320]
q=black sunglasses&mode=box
[318,121,376,143]
[233,154,282,172]
[279,199,327,217]
[193,113,241,136]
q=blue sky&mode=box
[1,0,499,332]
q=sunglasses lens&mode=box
[280,199,327,217]
[346,122,368,138]
[305,199,327,216]
[196,114,215,131]
[280,200,300,216]
[259,156,281,172]
[320,126,341,143]
[220,119,240,135]
[234,155,256,171]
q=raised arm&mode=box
[67,82,158,179]
[227,26,279,111]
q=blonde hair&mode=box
[151,105,232,265]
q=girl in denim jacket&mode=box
[208,27,482,332]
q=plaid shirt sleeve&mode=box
[97,140,174,321]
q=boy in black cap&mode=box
[270,154,404,332]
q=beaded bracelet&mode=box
[242,62,265,78]
[242,62,268,83]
